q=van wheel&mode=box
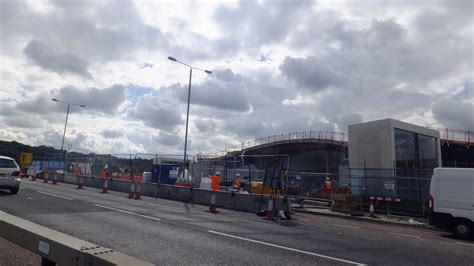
[10,188,19,194]
[452,220,473,240]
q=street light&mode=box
[51,98,86,153]
[168,56,212,177]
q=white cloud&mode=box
[0,0,472,155]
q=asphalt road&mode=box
[0,180,473,265]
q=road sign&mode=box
[20,152,33,165]
[384,181,395,190]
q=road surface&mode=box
[0,179,472,265]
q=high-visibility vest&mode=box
[235,177,241,188]
[100,170,109,179]
[73,167,81,176]
[211,175,220,191]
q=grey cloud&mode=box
[153,132,181,146]
[432,100,474,130]
[54,84,127,114]
[336,113,363,131]
[24,40,91,78]
[195,118,216,133]
[2,0,168,62]
[128,95,183,131]
[167,71,251,112]
[213,0,312,49]
[102,129,124,139]
[280,56,345,92]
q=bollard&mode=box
[101,178,109,193]
[206,193,219,214]
[51,173,58,185]
[76,176,84,189]
[134,181,142,200]
[128,182,135,199]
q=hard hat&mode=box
[216,171,220,175]
[236,174,241,177]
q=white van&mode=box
[429,167,474,240]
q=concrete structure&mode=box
[348,119,442,169]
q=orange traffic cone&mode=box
[368,199,376,218]
[31,173,36,181]
[101,178,109,193]
[128,182,135,199]
[206,193,219,213]
[263,199,275,220]
[134,181,142,200]
[76,176,84,189]
[51,173,58,185]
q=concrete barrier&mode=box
[0,211,152,266]
[56,174,290,214]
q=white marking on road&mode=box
[94,204,161,221]
[37,191,73,201]
[333,224,360,229]
[298,219,311,222]
[392,233,422,240]
[455,241,474,247]
[208,230,365,265]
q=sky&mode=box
[0,0,473,156]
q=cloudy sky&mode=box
[0,0,473,155]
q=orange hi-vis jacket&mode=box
[234,177,241,188]
[211,175,220,191]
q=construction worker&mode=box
[234,174,241,191]
[211,172,220,191]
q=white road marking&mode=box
[391,233,422,240]
[208,230,365,265]
[333,224,360,229]
[37,191,73,201]
[455,241,474,247]
[298,219,311,222]
[94,204,161,221]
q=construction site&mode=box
[22,119,474,219]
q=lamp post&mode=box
[168,56,211,178]
[52,98,85,153]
